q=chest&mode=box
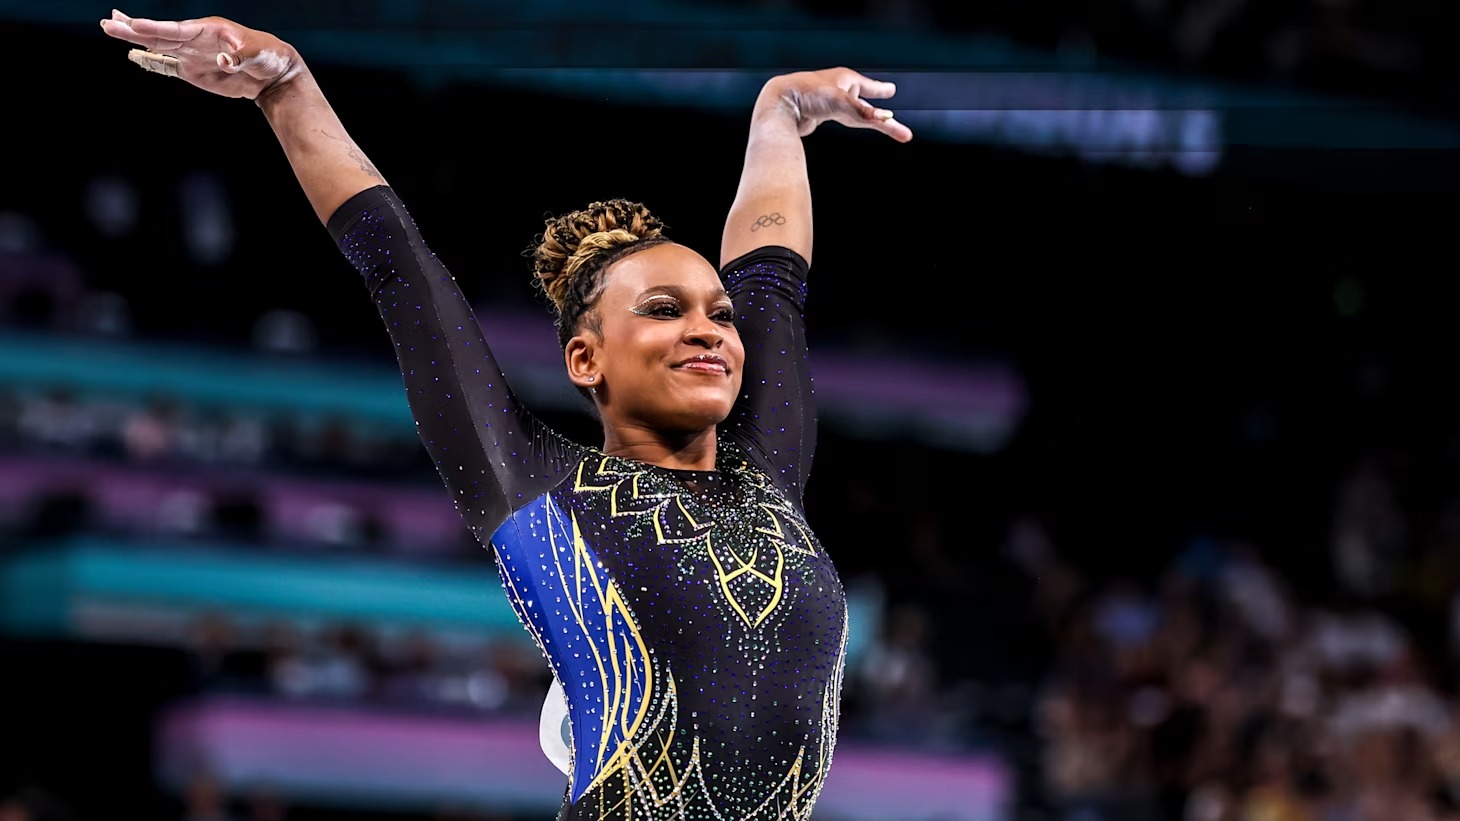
[557,457,843,637]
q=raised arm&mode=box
[101,11,580,539]
[100,10,380,224]
[720,68,912,268]
[718,69,911,501]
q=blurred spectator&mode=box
[1306,606,1408,679]
[122,395,185,463]
[271,623,374,702]
[1091,577,1160,653]
[186,612,270,696]
[83,173,141,239]
[1218,542,1295,644]
[250,309,316,355]
[291,415,358,475]
[379,630,450,705]
[300,500,368,548]
[215,413,269,466]
[175,409,239,465]
[178,171,234,267]
[1330,454,1410,602]
[16,388,106,454]
[852,602,944,744]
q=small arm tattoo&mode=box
[347,146,382,179]
[321,130,382,179]
[749,213,787,232]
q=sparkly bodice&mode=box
[493,445,846,819]
[329,187,845,820]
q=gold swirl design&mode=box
[560,456,838,818]
[494,495,663,799]
[552,504,655,791]
[572,458,803,629]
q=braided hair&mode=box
[530,198,671,350]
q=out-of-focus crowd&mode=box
[1013,449,1460,820]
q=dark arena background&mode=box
[4,0,1460,819]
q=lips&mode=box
[675,354,728,374]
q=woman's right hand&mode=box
[100,9,304,100]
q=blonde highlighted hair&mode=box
[530,198,669,348]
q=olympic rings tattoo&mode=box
[749,213,787,232]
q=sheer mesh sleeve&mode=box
[720,245,816,503]
[328,185,581,541]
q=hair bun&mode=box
[531,199,666,312]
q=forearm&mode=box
[721,79,813,268]
[256,65,387,225]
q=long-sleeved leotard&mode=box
[329,186,844,821]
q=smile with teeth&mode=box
[676,355,727,374]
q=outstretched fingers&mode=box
[850,77,897,101]
[121,16,204,43]
[100,18,184,52]
[872,114,914,143]
[100,9,210,54]
[823,70,911,141]
[855,100,913,142]
[837,88,914,143]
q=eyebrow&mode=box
[635,285,732,303]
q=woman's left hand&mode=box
[761,67,914,143]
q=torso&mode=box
[491,441,847,820]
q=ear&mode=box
[564,334,599,389]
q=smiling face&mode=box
[565,242,744,434]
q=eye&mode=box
[631,298,682,318]
[712,307,736,324]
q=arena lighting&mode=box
[484,68,1226,177]
[12,0,1460,177]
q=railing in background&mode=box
[0,453,468,554]
[156,695,1012,821]
[0,536,519,641]
[0,536,883,667]
[0,315,1028,453]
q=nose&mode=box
[682,321,724,349]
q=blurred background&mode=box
[3,0,1460,819]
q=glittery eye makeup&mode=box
[629,294,680,316]
[629,293,737,321]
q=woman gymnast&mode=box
[101,9,912,818]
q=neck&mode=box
[601,424,718,471]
